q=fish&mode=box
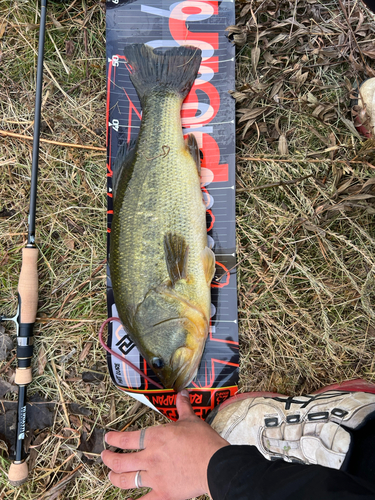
[109,44,215,392]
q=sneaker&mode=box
[206,379,375,470]
[351,77,375,138]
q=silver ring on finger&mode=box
[139,428,146,450]
[135,470,142,489]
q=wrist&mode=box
[205,442,231,498]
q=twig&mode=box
[0,353,17,374]
[38,463,83,499]
[237,174,313,193]
[0,130,105,152]
[51,359,70,428]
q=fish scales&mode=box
[114,95,207,316]
[109,44,215,391]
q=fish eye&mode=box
[151,357,164,370]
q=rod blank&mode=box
[8,0,47,486]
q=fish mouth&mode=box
[170,347,201,392]
[142,315,208,391]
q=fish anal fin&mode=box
[164,233,189,286]
[185,134,201,175]
[111,139,137,200]
[202,246,215,284]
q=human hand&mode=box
[101,390,230,500]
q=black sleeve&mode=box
[362,0,375,14]
[207,445,375,500]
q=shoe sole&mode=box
[351,78,374,138]
[312,378,375,395]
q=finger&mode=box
[108,470,148,490]
[176,389,196,420]
[105,428,147,450]
[141,491,160,500]
[101,449,144,474]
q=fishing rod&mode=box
[0,0,48,486]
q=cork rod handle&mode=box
[8,462,28,487]
[18,247,39,324]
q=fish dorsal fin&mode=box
[185,134,201,175]
[164,233,189,286]
[111,139,137,200]
[202,246,215,284]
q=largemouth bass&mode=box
[109,44,215,392]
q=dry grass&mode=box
[233,0,375,395]
[0,0,374,498]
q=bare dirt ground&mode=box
[0,0,374,498]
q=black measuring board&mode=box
[106,0,238,420]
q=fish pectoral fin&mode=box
[164,233,189,286]
[202,246,215,284]
[111,139,137,200]
[185,134,201,175]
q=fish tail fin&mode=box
[123,44,202,103]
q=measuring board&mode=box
[106,0,238,420]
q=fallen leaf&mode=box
[38,345,47,375]
[0,402,18,457]
[278,134,288,155]
[49,13,63,30]
[268,33,288,46]
[28,430,49,473]
[0,22,6,39]
[0,385,55,460]
[68,403,91,416]
[237,107,267,123]
[340,117,362,139]
[263,51,279,65]
[240,3,252,17]
[251,46,261,75]
[336,177,355,195]
[49,440,61,470]
[0,378,17,398]
[82,364,105,384]
[303,222,326,235]
[0,206,16,218]
[0,439,8,454]
[64,238,75,250]
[312,104,326,118]
[360,178,375,192]
[270,80,283,99]
[78,428,106,459]
[66,40,75,58]
[69,414,82,428]
[343,193,375,201]
[27,393,55,430]
[0,327,14,361]
[78,342,92,362]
